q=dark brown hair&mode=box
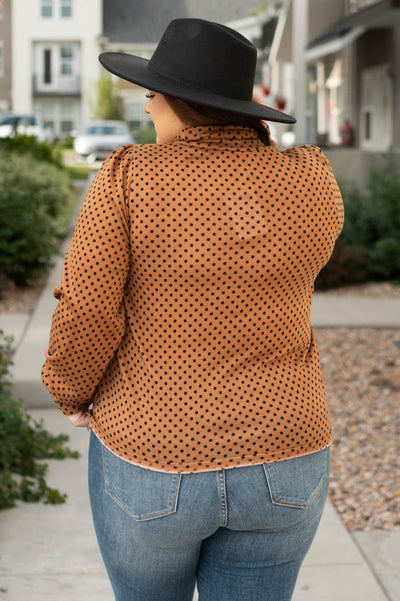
[165,96,272,146]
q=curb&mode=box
[311,294,400,328]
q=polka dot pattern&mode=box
[42,125,344,473]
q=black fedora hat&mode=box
[99,18,295,124]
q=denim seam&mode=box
[217,470,228,527]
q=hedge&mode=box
[0,146,77,286]
[316,157,400,288]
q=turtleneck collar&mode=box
[173,124,262,148]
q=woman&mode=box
[42,18,344,601]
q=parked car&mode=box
[0,113,55,143]
[73,120,135,162]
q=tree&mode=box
[90,74,124,121]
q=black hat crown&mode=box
[99,18,295,124]
[148,19,256,101]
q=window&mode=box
[43,49,52,84]
[60,46,74,76]
[41,0,53,18]
[126,101,150,129]
[37,99,78,137]
[0,0,3,19]
[40,0,72,19]
[60,0,72,18]
[60,101,74,133]
[364,111,372,141]
[38,101,56,131]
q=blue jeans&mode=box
[88,432,330,601]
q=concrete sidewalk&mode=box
[0,178,399,600]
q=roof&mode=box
[307,18,351,50]
[102,0,267,44]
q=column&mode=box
[292,0,309,144]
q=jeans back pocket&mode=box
[102,445,181,521]
[263,447,330,508]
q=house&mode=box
[4,0,279,137]
[269,0,400,188]
[11,0,102,137]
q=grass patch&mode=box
[65,164,91,181]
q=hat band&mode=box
[146,61,251,101]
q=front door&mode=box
[360,64,393,151]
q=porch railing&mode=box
[32,74,81,96]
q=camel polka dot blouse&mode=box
[42,125,344,473]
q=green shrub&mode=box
[0,134,63,168]
[0,149,77,285]
[317,158,400,288]
[56,135,74,150]
[315,239,368,290]
[0,330,78,509]
[368,237,400,279]
[65,164,91,181]
[134,126,156,144]
[341,159,400,281]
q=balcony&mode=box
[32,74,81,97]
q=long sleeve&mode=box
[41,147,132,415]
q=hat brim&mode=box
[99,52,296,125]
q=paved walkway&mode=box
[0,180,399,600]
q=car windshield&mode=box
[18,116,38,126]
[0,115,37,126]
[85,125,127,135]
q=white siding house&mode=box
[12,0,102,136]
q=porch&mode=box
[323,147,400,190]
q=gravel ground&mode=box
[316,327,400,532]
[0,277,47,314]
[1,280,399,532]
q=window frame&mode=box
[59,44,74,77]
[40,0,53,18]
[43,48,52,84]
[60,0,72,18]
